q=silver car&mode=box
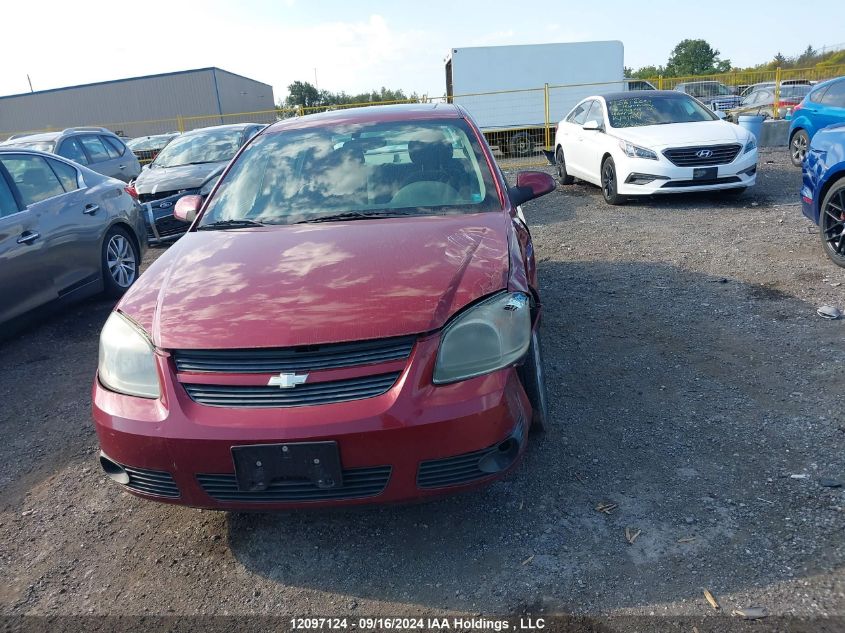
[0,148,146,324]
[1,127,141,183]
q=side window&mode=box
[0,155,66,206]
[47,159,80,192]
[57,137,89,165]
[566,101,591,125]
[808,85,829,103]
[0,172,20,218]
[584,101,605,128]
[78,135,111,163]
[243,127,260,144]
[102,135,126,158]
[819,81,845,107]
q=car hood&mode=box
[133,161,226,194]
[614,121,750,150]
[118,213,511,349]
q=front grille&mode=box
[196,466,391,502]
[173,336,416,374]
[138,190,179,204]
[124,466,179,498]
[663,144,741,167]
[154,214,190,237]
[711,97,741,111]
[662,176,741,188]
[184,372,400,407]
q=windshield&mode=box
[200,119,500,227]
[607,95,718,128]
[152,128,243,168]
[6,140,55,152]
[127,135,176,151]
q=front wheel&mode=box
[819,179,845,268]
[601,157,625,205]
[790,129,809,167]
[102,226,139,298]
[555,147,575,185]
[518,329,549,433]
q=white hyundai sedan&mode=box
[552,91,758,205]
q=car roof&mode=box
[4,131,61,143]
[264,103,464,133]
[600,90,691,101]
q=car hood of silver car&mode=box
[132,161,226,194]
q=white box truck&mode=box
[445,41,625,156]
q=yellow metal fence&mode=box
[2,64,844,170]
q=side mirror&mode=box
[582,120,601,131]
[509,171,556,207]
[174,194,203,224]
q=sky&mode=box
[2,0,844,103]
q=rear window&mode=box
[201,119,500,226]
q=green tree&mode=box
[665,39,731,76]
[630,64,666,79]
[283,80,326,108]
[773,52,787,66]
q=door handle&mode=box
[83,204,100,215]
[118,164,127,170]
[17,231,40,245]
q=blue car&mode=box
[789,76,845,167]
[801,123,845,266]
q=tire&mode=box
[102,226,140,298]
[508,131,532,157]
[555,147,575,185]
[601,157,625,205]
[518,329,549,434]
[819,179,845,268]
[790,129,809,168]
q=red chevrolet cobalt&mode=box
[93,104,555,509]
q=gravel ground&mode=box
[1,148,844,630]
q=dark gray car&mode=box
[1,128,142,183]
[0,148,146,324]
[133,123,263,243]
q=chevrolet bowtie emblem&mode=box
[267,373,309,388]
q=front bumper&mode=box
[92,335,533,510]
[616,148,758,196]
[141,191,199,244]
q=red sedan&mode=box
[92,103,555,510]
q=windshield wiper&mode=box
[197,219,266,231]
[296,211,415,224]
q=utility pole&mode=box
[314,68,318,91]
[26,74,33,93]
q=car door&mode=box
[56,137,91,168]
[0,159,56,322]
[575,100,609,185]
[102,135,140,182]
[559,100,593,178]
[77,134,120,180]
[813,80,845,132]
[0,154,99,301]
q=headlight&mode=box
[433,292,531,384]
[200,176,220,197]
[618,140,658,160]
[743,135,757,154]
[98,312,160,399]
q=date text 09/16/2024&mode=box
[289,617,547,631]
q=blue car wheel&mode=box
[791,129,809,168]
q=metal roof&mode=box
[0,67,271,101]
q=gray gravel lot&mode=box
[1,148,844,628]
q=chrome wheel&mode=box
[106,234,137,288]
[791,131,808,166]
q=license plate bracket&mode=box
[231,442,343,492]
[693,167,718,180]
